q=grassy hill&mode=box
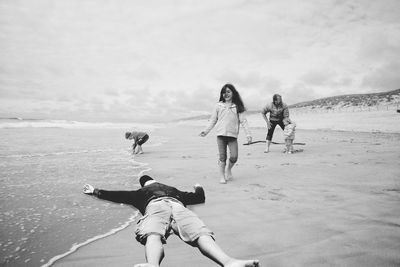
[288,88,400,109]
[178,89,400,121]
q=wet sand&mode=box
[53,125,400,267]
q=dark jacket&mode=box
[93,182,205,214]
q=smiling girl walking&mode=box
[200,84,252,184]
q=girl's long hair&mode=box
[218,83,246,113]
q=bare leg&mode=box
[284,139,290,153]
[144,234,164,267]
[289,139,294,153]
[226,160,234,181]
[196,235,259,267]
[137,145,144,154]
[218,161,227,184]
[132,144,137,154]
[264,140,271,153]
[226,140,238,181]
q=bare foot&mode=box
[226,172,233,181]
[137,151,144,154]
[225,259,259,267]
[263,149,269,153]
[220,178,227,184]
[134,263,157,267]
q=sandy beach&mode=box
[2,0,400,265]
[50,122,400,267]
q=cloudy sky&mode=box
[1,0,399,122]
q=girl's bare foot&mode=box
[220,178,227,184]
[225,259,259,267]
[134,263,157,267]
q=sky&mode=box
[0,0,399,122]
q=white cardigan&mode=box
[203,102,251,138]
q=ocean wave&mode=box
[0,118,165,130]
[0,149,114,159]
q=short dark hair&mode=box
[273,94,282,103]
[139,175,154,187]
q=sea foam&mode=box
[0,118,164,131]
[41,212,139,267]
[40,156,152,267]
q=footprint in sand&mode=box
[281,162,298,166]
[268,190,287,201]
[382,188,400,194]
[348,161,360,165]
[324,194,341,201]
[249,183,266,188]
[320,161,337,167]
[247,184,288,201]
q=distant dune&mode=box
[177,89,400,133]
[288,88,400,110]
[179,89,400,121]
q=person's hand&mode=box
[83,184,95,194]
[247,136,252,144]
[194,183,202,190]
[199,131,207,137]
[266,122,271,129]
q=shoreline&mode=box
[42,213,139,267]
[42,157,151,267]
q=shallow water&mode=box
[0,127,163,266]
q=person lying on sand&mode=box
[83,175,259,267]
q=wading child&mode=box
[200,84,252,184]
[283,119,296,154]
[125,131,149,154]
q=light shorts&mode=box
[135,198,214,246]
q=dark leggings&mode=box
[266,120,285,141]
[137,134,149,145]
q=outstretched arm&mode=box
[239,112,252,144]
[132,139,138,151]
[83,184,140,205]
[181,184,205,205]
[261,106,271,129]
[200,105,218,136]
